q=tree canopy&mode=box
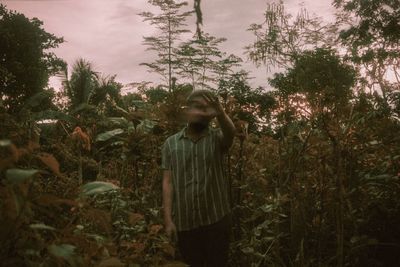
[0,4,65,112]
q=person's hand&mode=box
[201,91,223,118]
[165,220,177,241]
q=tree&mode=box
[60,59,126,119]
[139,0,192,92]
[91,75,123,107]
[220,71,276,133]
[191,32,226,89]
[142,86,169,105]
[0,4,65,112]
[334,0,400,104]
[174,40,201,89]
[175,32,229,89]
[61,58,99,111]
[245,2,339,69]
[213,54,243,84]
[269,48,357,118]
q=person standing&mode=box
[161,89,236,267]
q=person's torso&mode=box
[166,128,231,231]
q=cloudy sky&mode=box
[3,0,335,92]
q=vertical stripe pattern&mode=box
[161,127,231,231]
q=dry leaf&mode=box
[161,243,175,258]
[149,224,163,235]
[98,257,125,267]
[37,152,61,177]
[71,126,91,151]
[128,212,144,225]
[28,140,40,152]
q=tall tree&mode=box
[60,58,99,111]
[213,54,242,83]
[174,40,201,89]
[334,0,400,104]
[0,4,65,112]
[194,32,226,89]
[140,0,192,92]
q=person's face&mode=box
[184,96,215,125]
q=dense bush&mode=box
[1,78,399,266]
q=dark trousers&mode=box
[177,215,231,267]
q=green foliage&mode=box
[334,0,400,107]
[24,89,56,111]
[270,48,357,112]
[219,72,277,132]
[2,70,400,266]
[0,113,178,266]
[61,58,99,110]
[58,58,126,127]
[29,223,56,231]
[122,92,144,110]
[95,128,125,142]
[246,2,338,69]
[80,181,120,196]
[334,0,400,63]
[175,32,227,89]
[91,75,123,107]
[142,86,169,105]
[5,168,39,184]
[0,4,65,112]
[47,244,81,267]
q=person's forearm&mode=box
[162,177,173,224]
[217,110,236,147]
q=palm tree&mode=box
[91,75,123,107]
[59,58,126,120]
[60,58,99,111]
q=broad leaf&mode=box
[71,103,97,115]
[48,244,78,266]
[137,119,157,133]
[105,117,129,127]
[25,90,53,108]
[33,110,76,123]
[30,223,56,231]
[95,129,124,142]
[0,139,12,147]
[80,181,119,196]
[5,169,39,184]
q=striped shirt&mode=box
[161,126,231,231]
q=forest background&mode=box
[1,0,400,266]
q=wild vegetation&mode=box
[1,0,399,266]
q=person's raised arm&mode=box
[203,92,236,150]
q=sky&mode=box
[3,0,335,92]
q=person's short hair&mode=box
[186,89,215,105]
